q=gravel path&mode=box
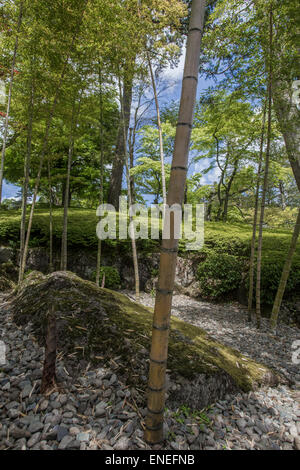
[126,292,300,386]
[0,292,299,451]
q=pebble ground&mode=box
[0,291,299,450]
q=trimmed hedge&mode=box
[1,207,299,305]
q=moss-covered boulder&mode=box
[7,271,282,409]
[0,275,15,292]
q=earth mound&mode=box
[6,271,282,409]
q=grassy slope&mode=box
[1,206,299,256]
[1,207,299,305]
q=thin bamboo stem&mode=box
[19,78,34,284]
[247,99,267,321]
[256,6,273,329]
[119,78,140,299]
[147,52,167,209]
[96,68,104,286]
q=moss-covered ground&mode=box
[8,271,281,394]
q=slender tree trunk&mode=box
[256,7,273,329]
[129,127,135,202]
[214,134,224,220]
[19,79,34,284]
[96,69,104,286]
[272,82,300,193]
[279,181,286,210]
[127,93,142,204]
[18,6,87,282]
[247,100,267,321]
[41,306,57,395]
[19,54,71,283]
[206,191,215,221]
[48,160,53,272]
[107,71,133,210]
[61,99,77,271]
[221,163,238,221]
[0,1,23,204]
[270,207,300,332]
[147,52,167,208]
[119,79,140,299]
[144,0,205,444]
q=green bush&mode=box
[196,252,244,300]
[247,255,300,305]
[91,266,121,289]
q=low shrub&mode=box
[196,252,244,300]
[91,266,121,289]
[247,254,300,305]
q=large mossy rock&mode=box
[7,271,282,409]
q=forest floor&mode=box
[0,291,300,451]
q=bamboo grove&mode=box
[0,0,299,444]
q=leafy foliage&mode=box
[196,252,244,300]
[91,266,121,289]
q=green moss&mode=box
[10,271,280,392]
[0,261,17,291]
[2,204,298,306]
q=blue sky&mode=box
[2,179,20,200]
[2,50,219,201]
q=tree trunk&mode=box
[279,181,286,210]
[41,308,57,395]
[247,99,267,321]
[256,7,273,330]
[107,72,133,210]
[270,207,300,332]
[272,82,300,192]
[0,1,23,204]
[144,0,205,444]
[129,127,135,202]
[19,78,34,284]
[147,52,167,208]
[221,160,238,221]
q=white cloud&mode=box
[193,160,221,185]
[162,49,186,83]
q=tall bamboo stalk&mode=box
[0,0,24,204]
[19,94,61,282]
[147,52,167,209]
[119,79,140,299]
[19,78,34,284]
[270,207,300,332]
[61,99,77,271]
[96,69,104,286]
[19,5,88,282]
[247,99,267,321]
[256,6,273,329]
[144,0,206,444]
[19,52,73,283]
[47,159,53,272]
